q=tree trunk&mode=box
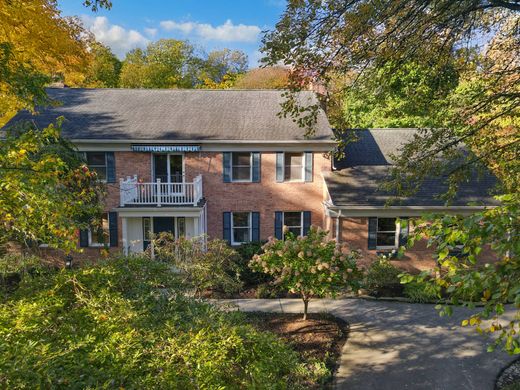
[302,298,309,321]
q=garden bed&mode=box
[244,312,349,389]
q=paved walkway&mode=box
[218,298,516,390]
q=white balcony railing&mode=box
[119,175,203,207]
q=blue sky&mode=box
[58,0,286,67]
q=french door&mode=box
[153,154,184,198]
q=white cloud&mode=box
[160,19,261,43]
[82,16,149,58]
[144,28,158,38]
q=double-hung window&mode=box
[284,152,304,181]
[231,212,251,245]
[368,217,409,250]
[231,152,252,181]
[89,212,110,247]
[276,152,312,182]
[85,152,108,181]
[376,218,398,248]
[283,212,304,236]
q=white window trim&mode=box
[281,152,306,183]
[375,217,400,250]
[231,212,252,245]
[283,211,304,237]
[84,151,108,183]
[88,213,110,248]
[230,152,253,183]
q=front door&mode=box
[153,217,175,236]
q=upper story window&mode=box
[82,151,115,183]
[232,152,252,181]
[223,152,260,183]
[276,152,313,182]
[85,152,107,181]
[284,153,304,181]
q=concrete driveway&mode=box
[222,298,516,390]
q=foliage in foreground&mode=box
[401,194,520,354]
[152,234,243,296]
[0,256,310,389]
[250,226,362,320]
[0,120,104,252]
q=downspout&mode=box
[335,209,342,242]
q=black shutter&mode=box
[252,152,260,182]
[223,152,231,182]
[79,229,89,248]
[398,217,409,247]
[303,211,311,235]
[274,211,283,239]
[368,217,377,250]
[106,152,116,183]
[276,152,284,182]
[304,152,313,182]
[223,212,231,244]
[251,212,260,242]
[108,212,118,247]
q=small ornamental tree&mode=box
[250,226,362,320]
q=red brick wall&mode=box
[334,216,437,272]
[102,151,331,243]
[185,152,331,240]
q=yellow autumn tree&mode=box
[0,0,95,125]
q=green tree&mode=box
[198,49,248,88]
[263,0,519,350]
[120,39,199,88]
[83,42,121,87]
[250,226,362,320]
[401,194,519,353]
[0,119,104,252]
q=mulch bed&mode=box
[243,312,349,389]
[496,359,520,390]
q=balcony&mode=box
[119,175,203,207]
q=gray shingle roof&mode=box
[327,129,500,207]
[4,88,334,142]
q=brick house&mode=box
[6,88,498,267]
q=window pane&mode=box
[284,212,302,227]
[284,165,303,181]
[377,232,396,247]
[233,227,250,243]
[143,218,151,241]
[284,152,303,166]
[170,155,183,183]
[91,166,107,180]
[91,213,109,245]
[153,154,168,182]
[87,152,106,166]
[233,212,249,227]
[232,152,251,166]
[177,217,186,237]
[232,166,251,181]
[378,218,396,232]
[288,226,302,236]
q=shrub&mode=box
[152,233,242,296]
[363,257,403,297]
[234,241,272,286]
[403,280,439,303]
[250,226,362,320]
[0,256,306,388]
